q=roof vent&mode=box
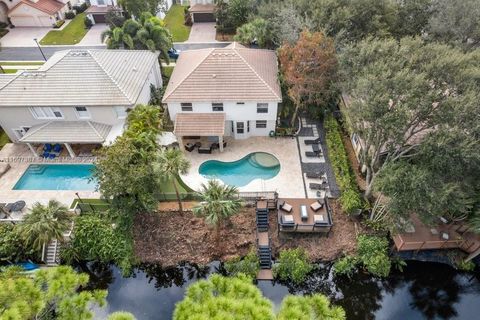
[132,67,137,72]
[212,74,216,78]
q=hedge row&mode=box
[324,115,363,214]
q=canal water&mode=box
[82,261,480,320]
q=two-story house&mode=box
[0,49,162,157]
[162,42,282,151]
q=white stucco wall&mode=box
[167,101,278,139]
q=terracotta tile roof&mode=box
[189,3,215,13]
[174,113,225,136]
[163,42,282,103]
[19,121,112,143]
[10,0,66,15]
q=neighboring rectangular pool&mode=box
[13,164,97,191]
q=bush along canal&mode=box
[80,260,480,320]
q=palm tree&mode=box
[101,12,172,62]
[193,180,243,247]
[19,200,71,251]
[156,148,190,212]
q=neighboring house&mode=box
[4,0,82,27]
[156,0,172,19]
[163,42,282,149]
[86,0,122,24]
[0,49,162,157]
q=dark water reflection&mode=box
[81,261,480,320]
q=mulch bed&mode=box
[133,208,257,266]
[134,200,360,266]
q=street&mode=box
[0,42,231,61]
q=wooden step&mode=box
[257,269,273,280]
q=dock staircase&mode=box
[42,239,61,266]
[255,200,274,280]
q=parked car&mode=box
[168,48,181,60]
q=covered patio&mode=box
[18,121,117,158]
[174,113,227,153]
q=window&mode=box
[236,122,244,134]
[97,0,106,5]
[74,106,91,119]
[212,103,224,112]
[257,103,268,113]
[30,107,63,119]
[114,106,128,119]
[236,102,245,105]
[256,120,267,129]
[181,103,193,112]
[247,121,250,132]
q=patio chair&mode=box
[53,144,63,153]
[42,151,50,158]
[310,200,324,212]
[43,144,53,152]
[198,146,212,154]
[312,144,322,154]
[48,153,56,159]
[304,137,321,145]
[4,200,26,213]
[306,172,325,179]
[305,151,320,157]
[185,143,195,152]
[279,200,293,213]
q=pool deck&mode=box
[182,137,306,198]
[0,161,100,211]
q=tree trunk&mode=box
[172,179,183,212]
[364,169,375,199]
[290,102,300,128]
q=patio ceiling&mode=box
[19,121,112,144]
[174,113,225,137]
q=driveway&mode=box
[187,22,216,42]
[0,27,51,47]
[77,23,108,46]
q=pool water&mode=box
[13,164,97,190]
[198,152,280,187]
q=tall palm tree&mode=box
[19,200,71,251]
[101,12,172,62]
[193,180,243,247]
[156,148,190,212]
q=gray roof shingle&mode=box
[0,49,159,107]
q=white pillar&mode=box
[65,143,75,158]
[219,136,224,152]
[177,136,184,150]
[27,143,38,157]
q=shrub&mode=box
[73,3,88,13]
[273,248,313,284]
[54,20,65,28]
[278,295,346,320]
[0,224,34,262]
[333,255,358,277]
[357,235,391,277]
[224,249,260,278]
[65,11,75,19]
[106,10,126,28]
[457,259,475,272]
[324,115,363,214]
[84,16,93,29]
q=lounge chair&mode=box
[305,151,320,157]
[310,200,324,212]
[4,200,26,213]
[304,137,321,145]
[279,200,293,213]
[282,214,295,224]
[309,183,327,190]
[306,172,325,179]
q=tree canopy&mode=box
[278,30,337,125]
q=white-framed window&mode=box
[181,103,193,112]
[114,106,128,119]
[257,103,268,113]
[236,102,245,105]
[30,107,64,119]
[212,103,224,112]
[74,106,91,119]
[97,0,106,5]
[236,122,244,134]
[247,121,250,132]
[256,120,267,128]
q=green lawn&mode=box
[70,198,110,212]
[0,127,10,149]
[163,66,174,79]
[2,69,17,73]
[40,13,88,45]
[0,61,44,66]
[164,5,191,42]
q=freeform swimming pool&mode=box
[198,152,280,187]
[13,164,97,190]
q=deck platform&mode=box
[277,198,333,233]
[257,269,273,280]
